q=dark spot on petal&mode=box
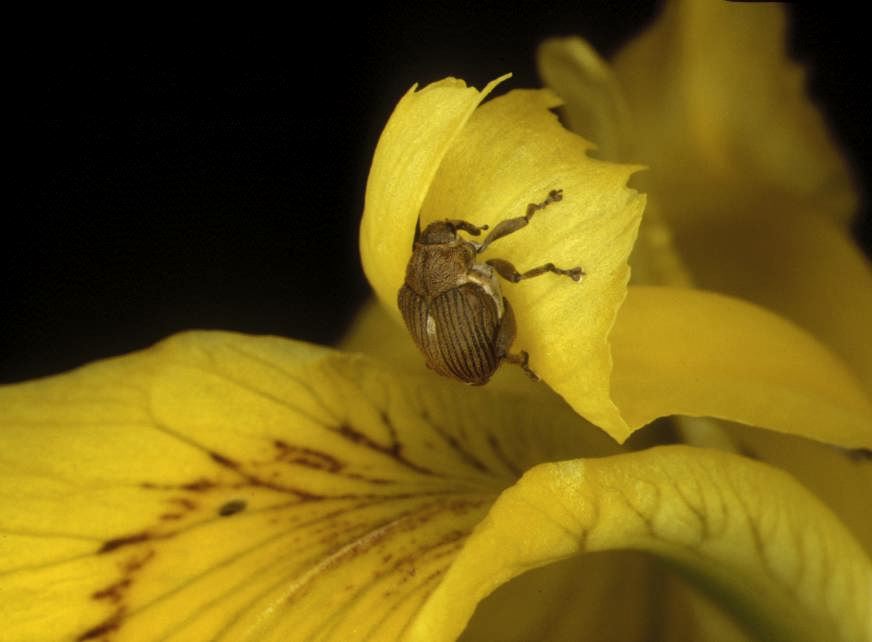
[218,499,247,517]
[99,532,150,554]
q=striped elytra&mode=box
[399,282,501,384]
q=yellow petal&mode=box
[611,0,857,228]
[535,37,695,289]
[360,75,509,318]
[538,9,872,431]
[461,550,656,642]
[0,331,618,641]
[410,446,872,642]
[611,286,872,448]
[726,422,872,558]
[361,77,646,440]
[462,549,752,642]
[671,210,872,395]
[536,36,632,162]
[660,574,752,642]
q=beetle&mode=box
[397,188,583,385]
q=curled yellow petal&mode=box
[535,37,695,289]
[360,76,646,442]
[0,331,617,641]
[360,75,510,317]
[611,286,872,448]
[410,446,872,642]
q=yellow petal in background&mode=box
[461,549,752,642]
[0,331,618,641]
[410,446,872,642]
[673,210,872,395]
[725,422,872,558]
[536,36,632,162]
[611,287,872,448]
[361,77,646,441]
[611,0,857,229]
[536,37,695,289]
[360,75,509,312]
[461,550,657,642]
[536,4,872,454]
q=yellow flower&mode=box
[537,0,872,575]
[1,3,871,642]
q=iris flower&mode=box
[1,1,870,640]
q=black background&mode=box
[4,3,870,383]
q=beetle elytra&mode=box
[397,189,583,385]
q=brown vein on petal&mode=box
[271,438,397,485]
[287,496,490,603]
[303,509,481,641]
[221,344,344,427]
[336,422,438,477]
[80,548,157,641]
[331,537,466,642]
[486,433,523,478]
[417,406,496,476]
[663,471,710,545]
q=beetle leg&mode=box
[494,296,517,360]
[495,298,540,381]
[487,257,584,282]
[505,350,540,381]
[477,189,563,253]
[447,220,489,236]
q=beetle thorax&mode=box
[404,239,476,298]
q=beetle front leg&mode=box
[487,257,584,283]
[477,189,563,253]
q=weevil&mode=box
[397,189,583,385]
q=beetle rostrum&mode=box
[398,189,583,385]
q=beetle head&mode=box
[417,221,458,245]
